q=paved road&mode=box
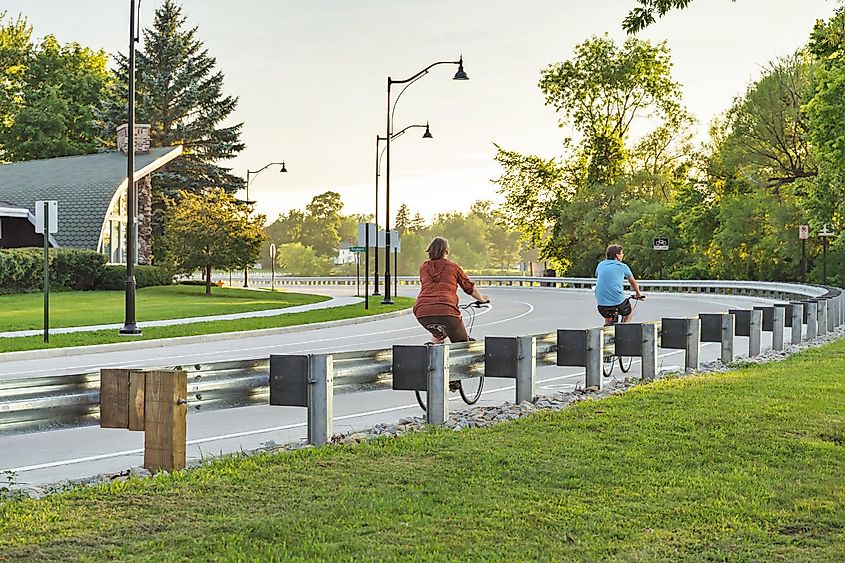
[0,286,783,485]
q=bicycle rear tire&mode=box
[458,374,484,405]
[414,390,426,411]
[603,354,615,376]
[619,355,633,373]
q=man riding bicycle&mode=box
[595,244,643,326]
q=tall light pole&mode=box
[383,56,467,304]
[374,122,432,295]
[243,161,287,287]
[120,0,141,336]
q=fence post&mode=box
[772,306,785,351]
[143,369,187,473]
[686,317,700,372]
[641,323,658,381]
[791,303,804,344]
[749,309,762,357]
[806,301,818,340]
[307,354,334,446]
[721,313,735,365]
[817,300,827,337]
[427,345,449,425]
[516,335,536,403]
[585,327,603,389]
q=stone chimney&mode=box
[117,124,151,155]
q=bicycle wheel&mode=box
[603,354,615,376]
[458,374,484,405]
[619,355,633,373]
[414,390,426,411]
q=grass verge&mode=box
[1,339,843,560]
[0,285,329,331]
[0,297,415,353]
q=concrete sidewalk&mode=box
[0,295,363,338]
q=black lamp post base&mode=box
[381,299,394,305]
[119,324,142,336]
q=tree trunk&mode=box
[205,265,212,296]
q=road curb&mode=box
[0,308,413,363]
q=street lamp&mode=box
[374,122,433,295]
[382,57,468,304]
[243,161,287,287]
[120,0,142,336]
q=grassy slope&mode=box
[0,286,328,331]
[1,340,843,561]
[0,297,415,353]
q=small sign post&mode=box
[35,200,58,343]
[652,237,669,251]
[799,224,809,283]
[819,224,836,285]
[358,223,376,309]
[269,243,277,292]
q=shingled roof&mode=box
[0,146,181,249]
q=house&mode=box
[0,137,181,264]
[334,242,358,265]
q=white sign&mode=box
[798,225,809,240]
[269,243,277,259]
[653,236,669,251]
[819,224,835,238]
[377,229,401,251]
[117,123,151,155]
[34,200,58,234]
[357,222,377,246]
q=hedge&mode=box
[0,248,172,294]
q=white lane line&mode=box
[6,344,713,474]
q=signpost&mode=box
[35,200,58,343]
[350,246,367,297]
[358,223,376,309]
[269,243,277,292]
[819,224,836,285]
[799,224,809,283]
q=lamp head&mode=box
[453,55,469,80]
[279,162,287,173]
[422,122,433,139]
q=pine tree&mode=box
[395,204,411,234]
[99,0,245,251]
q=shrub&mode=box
[0,248,42,294]
[51,249,107,290]
[98,264,174,290]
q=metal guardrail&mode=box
[2,280,841,435]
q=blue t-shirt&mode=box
[594,259,633,306]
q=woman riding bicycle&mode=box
[595,244,643,326]
[413,236,489,344]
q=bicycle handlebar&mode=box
[461,300,491,309]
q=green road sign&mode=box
[349,246,367,253]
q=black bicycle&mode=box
[415,300,491,410]
[602,294,645,377]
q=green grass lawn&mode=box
[2,340,843,560]
[0,297,415,353]
[0,285,329,331]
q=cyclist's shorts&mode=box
[416,315,469,343]
[597,298,632,320]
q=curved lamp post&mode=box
[120,0,142,336]
[243,161,287,287]
[374,122,432,295]
[382,57,468,304]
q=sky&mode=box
[2,0,839,225]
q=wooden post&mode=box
[143,370,187,472]
[100,368,131,428]
[128,369,146,431]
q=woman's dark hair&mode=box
[606,244,623,260]
[426,237,449,260]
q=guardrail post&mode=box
[820,299,830,335]
[307,355,334,446]
[806,301,818,340]
[749,309,762,357]
[791,303,804,344]
[641,323,658,381]
[686,318,700,371]
[516,335,536,403]
[721,313,735,365]
[269,354,333,446]
[585,327,603,389]
[144,370,188,472]
[427,345,449,425]
[772,306,785,351]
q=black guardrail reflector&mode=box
[392,346,429,391]
[269,355,309,407]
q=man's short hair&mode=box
[606,244,623,260]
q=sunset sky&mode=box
[4,0,837,224]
